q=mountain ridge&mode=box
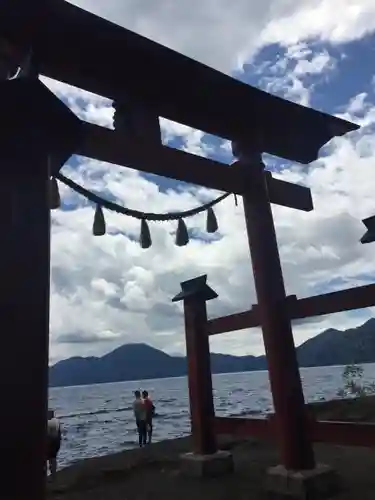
[49,318,375,387]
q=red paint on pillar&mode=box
[239,158,315,470]
[183,297,217,455]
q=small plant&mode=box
[337,363,375,398]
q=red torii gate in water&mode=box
[0,1,368,499]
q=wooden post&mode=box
[0,37,81,497]
[172,275,218,455]
[233,144,315,470]
[0,157,51,499]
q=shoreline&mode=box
[47,434,244,497]
[49,362,375,389]
[48,397,375,499]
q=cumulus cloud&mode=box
[261,1,375,50]
[43,0,375,363]
[49,90,375,363]
[69,0,375,72]
[255,43,338,106]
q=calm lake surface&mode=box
[49,364,375,468]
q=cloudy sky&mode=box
[45,0,375,364]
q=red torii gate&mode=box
[173,206,375,492]
[173,277,375,453]
[0,1,365,499]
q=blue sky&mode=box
[44,0,375,363]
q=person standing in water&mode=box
[46,409,62,479]
[133,390,147,447]
[142,390,155,445]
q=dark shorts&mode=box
[47,438,61,460]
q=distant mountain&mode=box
[296,318,375,367]
[49,318,375,387]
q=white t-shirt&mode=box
[48,417,60,439]
[133,399,146,421]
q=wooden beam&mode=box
[289,283,375,319]
[214,416,375,448]
[78,123,242,194]
[0,0,48,47]
[77,122,313,212]
[207,283,375,335]
[208,310,258,336]
[266,172,313,212]
[310,421,375,448]
[0,1,358,164]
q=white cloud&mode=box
[40,1,375,363]
[69,0,375,73]
[41,76,114,128]
[49,86,375,362]
[261,1,375,50]
[293,50,335,76]
[256,43,338,106]
[346,93,369,115]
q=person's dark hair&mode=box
[134,390,141,398]
[142,390,148,398]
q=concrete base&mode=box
[266,463,340,499]
[180,450,234,478]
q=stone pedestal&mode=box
[266,463,340,499]
[180,450,234,478]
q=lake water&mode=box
[49,364,375,468]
